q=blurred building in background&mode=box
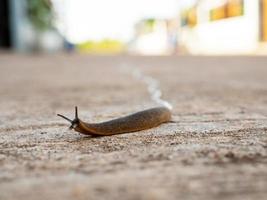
[178,0,267,54]
[1,0,267,55]
[127,18,176,55]
[0,0,11,49]
[0,0,64,52]
[129,18,178,55]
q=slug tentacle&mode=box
[57,114,72,123]
[57,106,80,130]
[58,106,171,136]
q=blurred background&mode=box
[0,0,267,55]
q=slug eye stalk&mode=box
[57,106,79,129]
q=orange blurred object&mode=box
[261,0,267,41]
[227,0,244,17]
[187,7,197,27]
[210,4,227,21]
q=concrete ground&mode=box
[0,54,267,200]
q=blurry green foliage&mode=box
[145,19,155,29]
[27,0,53,30]
[77,39,125,54]
[137,18,156,34]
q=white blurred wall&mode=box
[179,0,260,55]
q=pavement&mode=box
[0,54,267,200]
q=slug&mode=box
[57,106,171,136]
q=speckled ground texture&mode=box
[0,54,267,200]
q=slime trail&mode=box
[121,64,173,110]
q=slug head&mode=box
[57,106,80,129]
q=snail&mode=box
[57,106,171,136]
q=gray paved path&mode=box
[0,54,267,200]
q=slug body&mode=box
[58,107,171,136]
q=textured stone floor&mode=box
[0,54,267,200]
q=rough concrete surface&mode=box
[0,54,267,200]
